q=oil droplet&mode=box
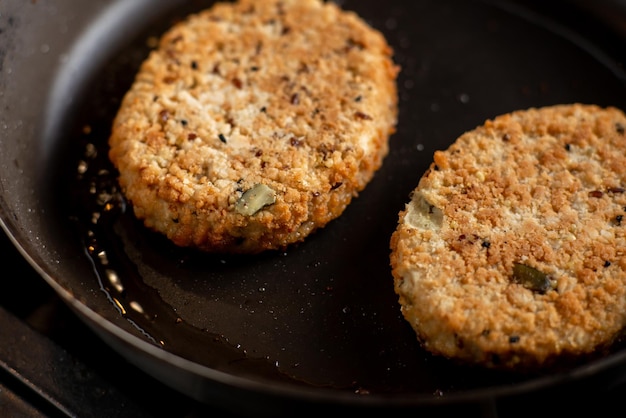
[97,250,108,265]
[106,269,124,293]
[77,160,88,174]
[130,300,144,314]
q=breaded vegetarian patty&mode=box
[108,0,398,253]
[390,104,626,369]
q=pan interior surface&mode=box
[3,0,626,411]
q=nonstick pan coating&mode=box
[1,0,626,415]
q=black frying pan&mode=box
[2,0,626,416]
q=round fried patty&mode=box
[108,0,398,253]
[390,104,626,369]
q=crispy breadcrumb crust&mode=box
[109,0,398,253]
[390,104,626,369]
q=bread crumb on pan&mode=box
[390,103,626,369]
[108,0,399,253]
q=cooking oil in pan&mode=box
[71,127,317,386]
